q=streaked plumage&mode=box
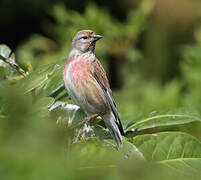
[63,30,124,147]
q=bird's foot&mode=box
[83,113,100,124]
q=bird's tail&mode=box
[102,111,123,148]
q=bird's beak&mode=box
[93,34,103,41]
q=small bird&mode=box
[63,30,124,147]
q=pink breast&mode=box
[63,57,90,82]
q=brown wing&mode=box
[91,59,125,135]
[92,59,112,94]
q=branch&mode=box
[4,56,27,77]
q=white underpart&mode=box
[64,59,81,105]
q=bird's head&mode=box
[71,30,103,53]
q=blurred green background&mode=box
[1,0,201,179]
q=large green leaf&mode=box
[42,59,66,97]
[131,132,201,175]
[20,61,64,93]
[72,137,109,153]
[43,70,64,96]
[159,158,201,176]
[72,137,144,161]
[71,137,119,171]
[95,127,145,160]
[20,63,56,93]
[120,139,145,160]
[126,114,201,131]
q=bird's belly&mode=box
[64,67,108,114]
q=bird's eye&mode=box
[81,36,88,40]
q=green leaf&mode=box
[159,158,201,176]
[0,44,11,60]
[72,137,107,153]
[0,115,7,119]
[71,137,116,169]
[120,139,145,160]
[0,60,14,79]
[20,62,61,93]
[35,96,55,108]
[126,114,201,131]
[94,125,111,140]
[43,67,65,97]
[131,132,201,175]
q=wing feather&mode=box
[92,59,124,135]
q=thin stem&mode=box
[4,57,27,77]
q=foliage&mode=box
[1,0,201,179]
